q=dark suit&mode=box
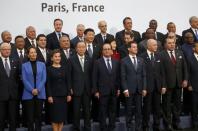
[36,47,51,66]
[68,54,92,131]
[0,57,19,131]
[60,48,76,66]
[142,31,164,44]
[24,37,36,50]
[140,52,165,130]
[92,57,120,130]
[182,28,198,42]
[118,44,129,59]
[115,30,141,47]
[187,53,198,127]
[70,36,83,48]
[46,32,69,50]
[121,55,146,131]
[160,50,188,129]
[94,33,114,45]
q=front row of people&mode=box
[0,38,198,131]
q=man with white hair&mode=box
[140,39,166,131]
[24,26,37,49]
[94,20,114,45]
[182,16,198,42]
[71,24,85,48]
[0,43,19,131]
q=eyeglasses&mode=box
[103,48,112,51]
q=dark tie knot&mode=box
[5,58,7,61]
[20,50,23,54]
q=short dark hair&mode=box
[50,49,61,58]
[102,43,112,50]
[54,18,63,25]
[84,28,95,35]
[36,34,46,41]
[123,17,131,25]
[14,35,24,42]
[127,41,137,48]
[124,31,134,39]
[27,46,36,54]
[167,22,175,27]
[104,37,115,44]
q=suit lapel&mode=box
[127,56,136,72]
[0,58,8,77]
[102,58,110,74]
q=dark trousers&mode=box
[125,93,142,131]
[99,95,117,130]
[91,95,99,121]
[192,91,198,127]
[0,100,17,131]
[73,93,91,131]
[142,91,161,129]
[182,88,192,115]
[162,88,181,127]
[23,99,44,131]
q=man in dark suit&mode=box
[1,31,15,56]
[142,19,164,44]
[182,16,198,42]
[24,26,37,49]
[93,43,120,131]
[71,24,85,48]
[187,42,198,129]
[163,22,183,49]
[121,41,147,131]
[12,35,28,127]
[36,34,51,66]
[117,31,134,59]
[140,39,166,131]
[160,38,188,131]
[47,18,69,50]
[94,20,114,45]
[68,41,92,131]
[59,35,76,67]
[84,28,101,122]
[0,43,19,131]
[115,17,141,48]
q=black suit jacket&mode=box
[68,54,92,96]
[142,31,164,43]
[46,32,69,50]
[115,30,141,47]
[160,50,188,88]
[24,37,36,50]
[92,57,120,96]
[182,28,198,42]
[140,52,165,93]
[0,57,19,101]
[187,53,198,92]
[85,42,102,62]
[121,56,146,94]
[36,47,51,66]
[94,33,114,45]
[60,48,76,66]
[118,44,129,59]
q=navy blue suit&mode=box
[121,55,146,131]
[70,36,82,48]
[94,33,114,45]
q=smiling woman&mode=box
[72,3,104,12]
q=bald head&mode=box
[98,20,107,34]
[147,39,158,52]
[0,42,11,58]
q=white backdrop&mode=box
[0,0,197,42]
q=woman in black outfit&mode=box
[46,49,72,131]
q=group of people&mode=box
[0,16,198,131]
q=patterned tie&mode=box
[19,50,23,63]
[58,33,61,40]
[87,44,92,58]
[107,58,112,73]
[31,40,36,47]
[80,56,84,72]
[133,57,137,70]
[170,51,176,65]
[4,58,10,77]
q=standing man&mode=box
[160,38,188,131]
[1,31,15,56]
[68,41,92,131]
[71,24,85,48]
[47,18,69,50]
[182,16,198,42]
[94,20,114,45]
[140,39,166,131]
[24,26,37,49]
[93,43,120,131]
[116,17,141,47]
[0,43,19,131]
[121,41,147,131]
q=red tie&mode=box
[170,51,176,65]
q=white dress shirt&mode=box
[1,56,11,69]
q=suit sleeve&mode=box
[65,65,71,96]
[142,59,147,90]
[181,51,189,81]
[67,59,73,92]
[159,57,167,88]
[92,60,99,93]
[22,64,34,93]
[46,67,52,97]
[116,62,121,91]
[115,32,122,48]
[37,63,47,92]
[121,59,128,91]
